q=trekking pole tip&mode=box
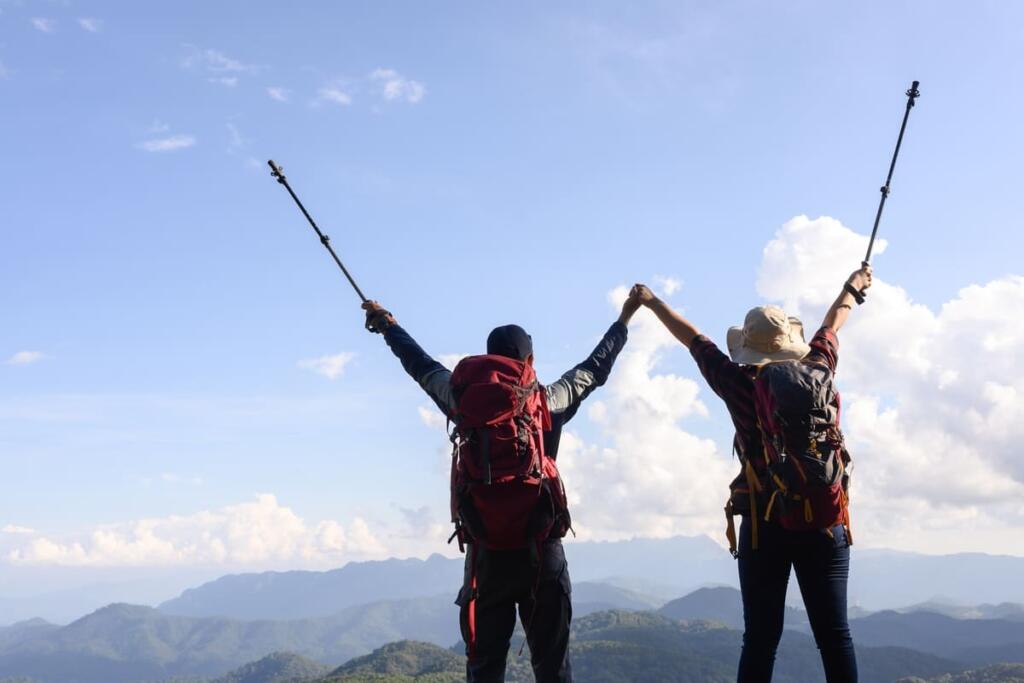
[268,159,286,182]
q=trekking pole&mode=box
[852,80,920,304]
[267,160,369,303]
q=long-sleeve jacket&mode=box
[382,322,629,458]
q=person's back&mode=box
[631,266,871,683]
[362,299,640,683]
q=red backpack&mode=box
[734,360,852,550]
[448,355,570,551]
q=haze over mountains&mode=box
[153,536,1024,622]
[8,535,1024,627]
[3,535,1024,682]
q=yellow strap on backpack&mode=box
[725,500,738,558]
[764,490,780,523]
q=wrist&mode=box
[842,282,864,306]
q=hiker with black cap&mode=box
[632,266,872,683]
[362,294,640,683]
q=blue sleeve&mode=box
[544,321,628,423]
[382,324,456,417]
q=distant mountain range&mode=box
[159,555,460,622]
[3,584,1024,683]
[152,612,971,683]
[899,663,1024,683]
[154,536,1024,623]
[4,535,1024,682]
[896,601,1024,622]
[6,536,1024,628]
[853,610,1024,666]
[157,535,735,622]
[0,597,458,683]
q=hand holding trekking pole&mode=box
[362,300,396,334]
[844,266,873,300]
[827,266,873,332]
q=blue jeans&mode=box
[737,517,857,683]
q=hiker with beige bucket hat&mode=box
[631,264,871,682]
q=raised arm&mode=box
[821,266,873,333]
[633,283,755,418]
[632,284,701,348]
[544,293,639,420]
[363,301,456,416]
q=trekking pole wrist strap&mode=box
[843,281,866,305]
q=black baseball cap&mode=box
[486,324,533,361]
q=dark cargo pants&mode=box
[456,539,573,683]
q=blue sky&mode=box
[3,1,1024,596]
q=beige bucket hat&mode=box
[726,305,811,365]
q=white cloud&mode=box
[418,406,448,431]
[77,18,102,32]
[266,86,290,102]
[7,494,387,567]
[226,121,245,150]
[556,286,730,541]
[181,45,254,74]
[316,85,353,107]
[415,354,465,431]
[31,18,55,33]
[6,351,45,366]
[180,45,256,87]
[752,215,1024,552]
[395,505,448,544]
[2,525,36,535]
[136,134,196,153]
[369,68,426,104]
[756,214,887,316]
[653,275,682,296]
[298,352,356,380]
[0,61,9,79]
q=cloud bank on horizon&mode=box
[6,216,1022,568]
